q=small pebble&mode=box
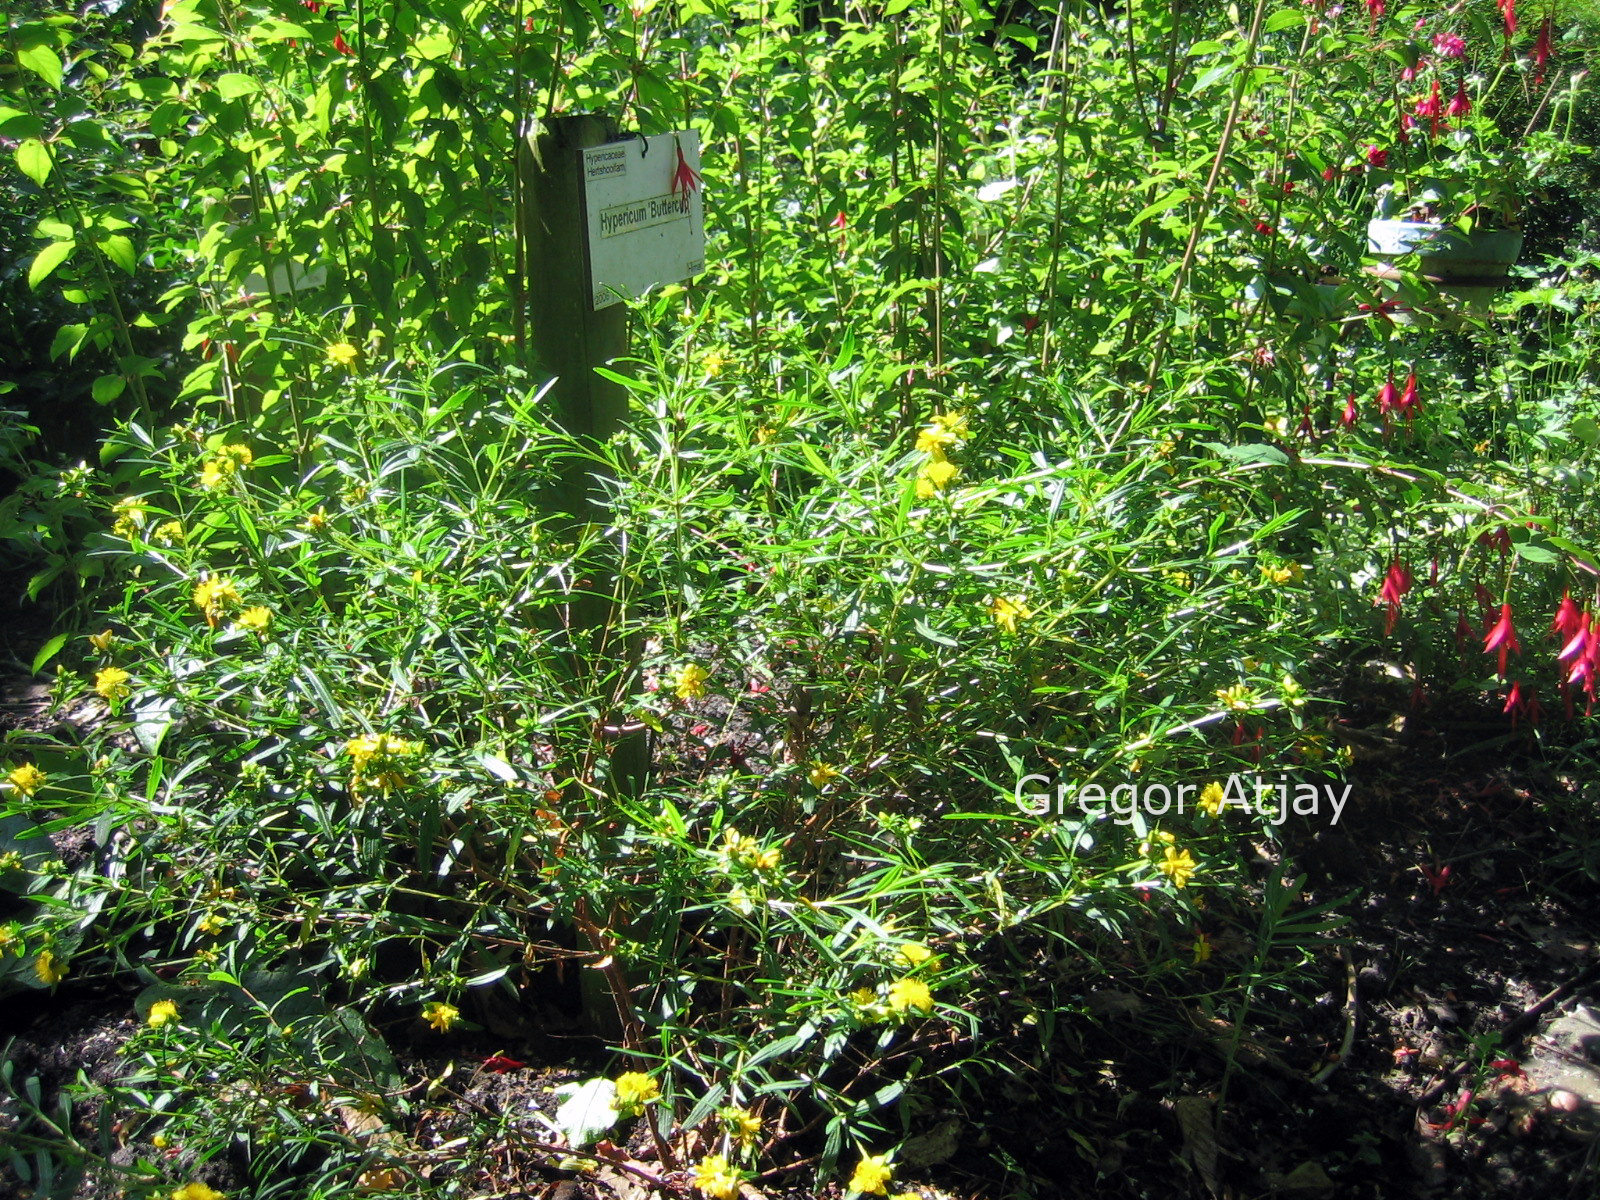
[1550,1090,1582,1112]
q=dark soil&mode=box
[3,585,1598,1200]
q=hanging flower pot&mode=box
[1364,218,1523,303]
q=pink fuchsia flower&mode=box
[831,211,848,230]
[1366,0,1384,19]
[1341,393,1359,429]
[1446,80,1472,118]
[1500,0,1517,37]
[1366,145,1390,168]
[1483,602,1522,677]
[1432,31,1466,57]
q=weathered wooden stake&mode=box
[519,114,650,1041]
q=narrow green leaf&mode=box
[30,633,68,676]
[28,240,75,290]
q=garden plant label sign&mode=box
[582,131,706,310]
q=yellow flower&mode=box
[220,444,252,468]
[1197,781,1224,817]
[614,1071,660,1110]
[170,1184,225,1200]
[199,459,232,489]
[930,410,969,438]
[193,577,242,627]
[915,425,959,458]
[886,978,934,1015]
[1280,673,1307,709]
[327,342,360,367]
[915,458,959,498]
[807,763,841,788]
[422,1001,459,1032]
[111,496,146,538]
[671,663,710,701]
[147,999,180,1028]
[6,763,46,797]
[94,666,132,702]
[197,912,225,936]
[1192,933,1214,965]
[35,949,67,985]
[1158,846,1198,889]
[690,1154,741,1200]
[234,606,273,635]
[702,350,729,377]
[989,595,1032,634]
[153,520,186,546]
[720,1105,762,1148]
[347,733,423,793]
[752,845,780,872]
[1259,563,1300,584]
[850,1153,894,1196]
[87,629,116,653]
[0,922,19,952]
[894,942,934,968]
[1215,684,1259,712]
[304,507,329,532]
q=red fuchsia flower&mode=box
[1377,374,1400,432]
[1020,314,1040,334]
[1322,165,1337,182]
[1446,80,1472,118]
[1473,581,1497,625]
[1366,0,1385,19]
[1254,220,1277,236]
[1416,80,1445,137]
[1484,602,1522,678]
[1534,16,1554,84]
[1401,62,1418,82]
[1478,526,1512,554]
[1432,31,1466,57]
[1378,558,1414,635]
[831,210,848,230]
[1420,862,1452,896]
[1397,371,1420,423]
[332,30,354,54]
[481,1054,527,1074]
[671,143,702,198]
[1505,682,1541,727]
[1500,0,1517,37]
[302,0,322,10]
[1491,1059,1528,1080]
[1366,145,1390,168]
[1341,393,1359,429]
[1558,609,1591,676]
[1553,592,1584,642]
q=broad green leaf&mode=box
[28,240,74,290]
[15,139,51,187]
[214,73,262,100]
[17,43,63,90]
[101,234,137,274]
[1264,9,1306,32]
[91,374,126,404]
[0,107,44,139]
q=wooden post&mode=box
[519,115,650,1041]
